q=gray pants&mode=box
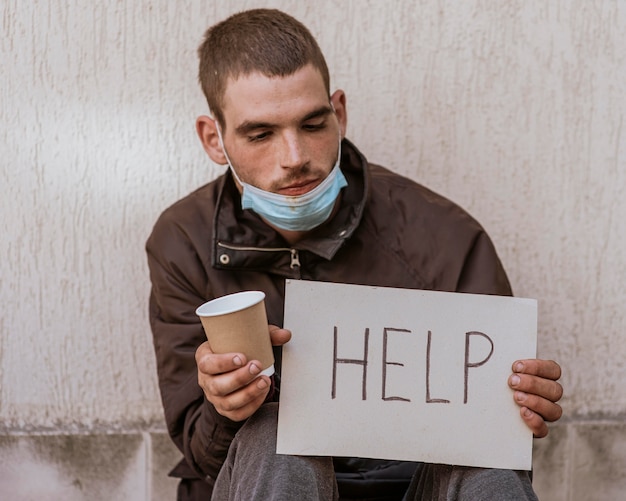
[212,403,538,501]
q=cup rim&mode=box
[195,290,265,317]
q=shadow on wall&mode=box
[0,433,180,500]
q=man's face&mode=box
[219,64,344,196]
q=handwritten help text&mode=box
[332,327,494,404]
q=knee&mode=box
[235,402,279,447]
[246,402,278,430]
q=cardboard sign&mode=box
[277,280,537,470]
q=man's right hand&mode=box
[195,325,291,422]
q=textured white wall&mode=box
[2,0,625,435]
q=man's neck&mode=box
[276,228,310,245]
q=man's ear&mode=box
[196,115,227,164]
[330,90,348,139]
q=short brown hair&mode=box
[197,9,330,128]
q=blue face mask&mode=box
[216,124,347,232]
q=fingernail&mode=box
[233,356,243,366]
[249,363,260,375]
[511,375,521,386]
[514,362,524,372]
[515,391,527,402]
[523,407,533,418]
[257,378,268,389]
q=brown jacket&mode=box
[146,139,511,499]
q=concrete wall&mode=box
[2,0,624,499]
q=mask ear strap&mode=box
[329,102,344,164]
[213,119,242,183]
[330,101,344,146]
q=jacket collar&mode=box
[212,139,369,273]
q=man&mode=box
[146,8,563,500]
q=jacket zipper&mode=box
[217,242,301,270]
[289,248,301,269]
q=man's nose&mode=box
[279,132,306,169]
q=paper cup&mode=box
[195,291,275,376]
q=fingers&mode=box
[509,359,564,403]
[269,325,291,346]
[509,359,564,437]
[200,356,264,394]
[513,388,563,422]
[195,341,271,422]
[196,346,244,376]
[519,406,550,438]
[512,359,562,381]
[208,372,272,422]
[194,324,288,422]
[199,363,271,422]
[219,388,270,422]
[509,372,564,404]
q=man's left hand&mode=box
[509,359,563,438]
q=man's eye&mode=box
[248,131,271,142]
[303,121,326,131]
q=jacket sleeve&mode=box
[456,231,513,297]
[146,214,243,487]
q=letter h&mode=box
[332,326,369,400]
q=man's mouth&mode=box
[278,178,321,196]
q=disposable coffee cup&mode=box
[195,291,275,377]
